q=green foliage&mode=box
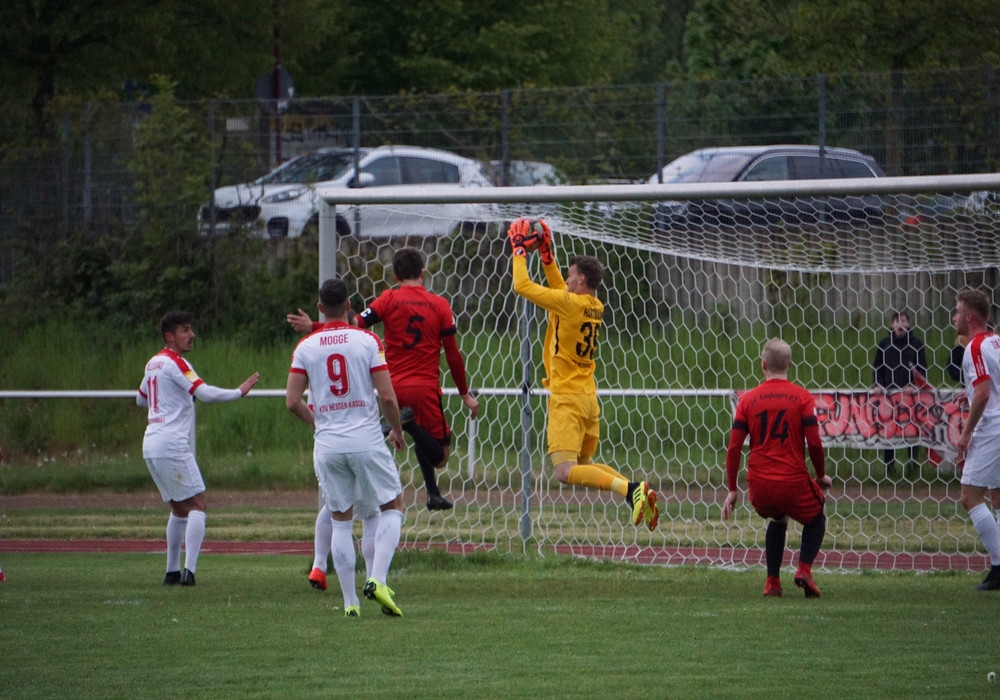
[1,552,998,698]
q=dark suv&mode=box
[650,145,886,232]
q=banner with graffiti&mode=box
[730,389,969,462]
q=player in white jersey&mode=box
[953,289,1000,590]
[137,310,259,587]
[286,278,408,617]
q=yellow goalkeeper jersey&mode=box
[512,255,604,395]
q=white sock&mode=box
[313,506,333,571]
[166,514,186,573]
[969,503,1000,565]
[361,513,380,580]
[330,519,359,608]
[183,510,206,573]
[371,509,403,584]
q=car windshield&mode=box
[654,151,754,184]
[257,151,356,185]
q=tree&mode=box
[293,0,651,95]
[0,0,337,141]
[681,0,1000,81]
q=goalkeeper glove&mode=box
[535,219,554,265]
[507,218,530,257]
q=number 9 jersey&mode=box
[289,321,390,453]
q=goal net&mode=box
[321,176,1000,571]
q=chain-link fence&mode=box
[2,66,999,284]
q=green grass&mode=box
[1,550,999,699]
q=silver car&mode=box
[200,145,495,239]
[650,145,886,232]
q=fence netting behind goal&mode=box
[328,184,1000,570]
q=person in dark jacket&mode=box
[946,334,970,384]
[872,311,927,475]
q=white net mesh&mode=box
[328,181,1000,570]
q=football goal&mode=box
[318,173,1000,571]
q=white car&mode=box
[199,145,495,239]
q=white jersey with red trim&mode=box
[139,348,206,457]
[963,332,1000,435]
[289,321,390,453]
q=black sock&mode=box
[414,443,441,497]
[403,422,445,466]
[765,520,788,578]
[799,511,827,566]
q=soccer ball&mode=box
[522,220,546,251]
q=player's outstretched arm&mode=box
[238,372,260,396]
[286,309,314,333]
[535,218,554,265]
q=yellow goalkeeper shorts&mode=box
[546,393,600,456]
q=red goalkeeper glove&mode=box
[507,218,531,257]
[535,219,554,265]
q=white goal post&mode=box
[317,174,1000,571]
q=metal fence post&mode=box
[518,295,534,542]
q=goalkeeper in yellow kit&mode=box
[508,217,659,530]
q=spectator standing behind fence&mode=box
[946,334,970,384]
[285,278,408,617]
[722,338,832,598]
[137,311,259,587]
[288,247,479,511]
[953,289,1000,591]
[872,310,927,475]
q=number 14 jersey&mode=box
[731,377,818,481]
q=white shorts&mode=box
[144,454,206,503]
[314,445,402,517]
[960,431,1000,489]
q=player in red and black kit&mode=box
[288,248,478,510]
[722,338,832,598]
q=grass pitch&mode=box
[1,550,998,699]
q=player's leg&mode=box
[356,449,405,616]
[329,509,360,614]
[364,496,404,616]
[155,455,205,586]
[549,394,658,530]
[145,457,184,584]
[360,512,380,580]
[764,517,788,597]
[163,512,186,585]
[397,387,452,509]
[309,506,332,591]
[786,480,825,598]
[960,434,1000,590]
[175,491,206,586]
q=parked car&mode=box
[650,145,886,232]
[488,160,570,218]
[489,160,569,187]
[199,145,495,239]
